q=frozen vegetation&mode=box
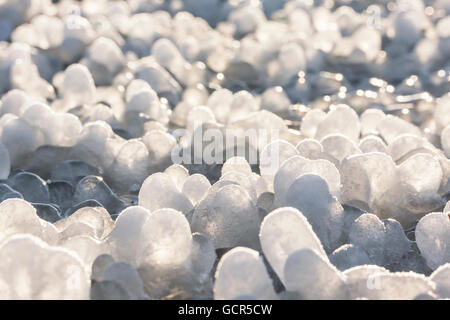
[0,0,448,300]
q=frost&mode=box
[0,0,449,301]
[214,247,278,300]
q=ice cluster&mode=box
[0,0,449,300]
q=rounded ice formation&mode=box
[62,64,96,108]
[284,248,349,300]
[314,105,360,143]
[138,208,192,268]
[191,184,261,249]
[214,247,278,300]
[0,0,449,301]
[259,207,326,283]
[285,174,344,253]
[0,142,11,179]
[416,212,450,270]
[273,155,341,206]
[138,173,193,216]
[0,234,89,299]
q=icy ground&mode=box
[0,0,449,300]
